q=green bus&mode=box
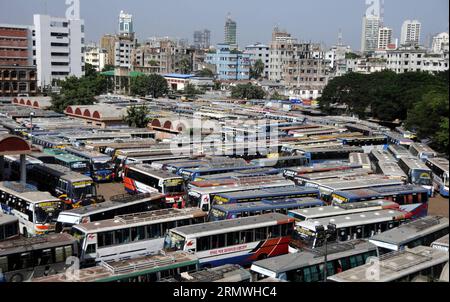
[43,149,90,176]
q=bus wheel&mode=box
[10,273,24,282]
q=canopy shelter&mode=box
[0,135,32,183]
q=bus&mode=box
[211,186,320,207]
[349,153,371,170]
[387,144,413,161]
[195,167,280,181]
[2,155,43,181]
[71,208,207,265]
[250,239,377,282]
[293,168,372,186]
[395,126,417,140]
[409,143,437,162]
[385,131,414,147]
[327,246,448,282]
[208,198,325,221]
[43,149,90,176]
[163,213,295,268]
[32,135,70,149]
[123,164,186,207]
[32,251,199,283]
[369,149,397,168]
[431,234,449,252]
[28,164,98,207]
[188,175,295,211]
[398,157,434,196]
[56,193,167,232]
[283,163,362,180]
[294,209,411,249]
[250,155,309,169]
[65,147,114,182]
[369,216,449,254]
[0,182,63,237]
[338,136,387,148]
[164,264,251,282]
[0,213,19,241]
[297,146,364,164]
[425,157,449,197]
[29,152,56,164]
[287,200,400,222]
[0,233,78,282]
[151,158,206,172]
[377,162,407,181]
[179,163,264,182]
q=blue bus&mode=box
[250,155,309,169]
[208,198,325,221]
[299,146,364,164]
[331,184,429,218]
[65,147,114,182]
[180,164,270,181]
[212,186,320,206]
[192,167,280,181]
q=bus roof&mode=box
[295,168,372,181]
[370,150,397,163]
[73,208,206,233]
[306,176,403,191]
[0,213,18,225]
[32,251,198,282]
[327,246,449,282]
[333,184,427,200]
[32,164,94,183]
[215,186,319,200]
[128,164,182,180]
[410,143,437,155]
[426,158,449,172]
[298,146,364,154]
[399,157,430,171]
[0,181,61,204]
[0,233,75,256]
[212,197,324,213]
[176,264,251,282]
[432,234,449,249]
[298,209,408,231]
[171,213,293,237]
[378,162,407,178]
[197,168,280,180]
[43,149,88,164]
[289,200,399,220]
[251,239,375,276]
[285,162,362,175]
[369,216,449,250]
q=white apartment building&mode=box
[431,32,449,54]
[268,29,297,82]
[114,38,134,69]
[244,43,270,78]
[84,45,108,72]
[361,15,381,53]
[400,20,421,46]
[377,27,393,50]
[325,45,352,69]
[33,14,84,88]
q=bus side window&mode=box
[226,232,240,246]
[86,244,96,254]
[255,227,268,241]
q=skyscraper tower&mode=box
[119,10,134,39]
[224,13,237,46]
[361,15,381,53]
[400,20,421,46]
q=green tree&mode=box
[197,68,214,78]
[101,64,115,72]
[271,91,286,100]
[231,83,266,99]
[177,58,192,74]
[183,83,200,98]
[84,63,97,77]
[130,74,168,98]
[123,105,151,128]
[130,75,150,97]
[250,59,265,79]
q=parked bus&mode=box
[164,213,295,268]
[250,155,309,169]
[395,126,417,140]
[294,209,411,249]
[29,152,56,164]
[56,193,167,232]
[294,168,372,186]
[151,158,206,172]
[387,144,413,161]
[123,164,186,207]
[188,175,295,211]
[369,216,449,254]
[369,149,397,170]
[327,246,448,282]
[425,157,449,197]
[43,149,90,176]
[32,251,198,283]
[398,157,434,196]
[349,153,371,170]
[71,208,207,265]
[0,233,78,282]
[2,155,43,181]
[385,131,414,147]
[65,147,114,182]
[288,200,400,222]
[250,239,377,282]
[283,163,362,180]
[331,184,429,217]
[0,182,63,237]
[195,167,280,181]
[339,136,387,147]
[164,264,251,282]
[212,186,320,207]
[0,213,19,241]
[409,143,437,162]
[28,164,98,207]
[32,135,70,149]
[208,198,325,222]
[180,163,265,182]
[297,146,364,164]
[431,234,449,252]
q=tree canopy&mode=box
[130,74,169,98]
[231,83,266,100]
[123,105,151,128]
[250,59,265,80]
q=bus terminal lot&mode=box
[429,195,449,218]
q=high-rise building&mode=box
[84,44,108,72]
[224,14,237,45]
[431,32,449,53]
[205,43,251,80]
[100,34,117,66]
[400,20,421,46]
[377,27,393,50]
[361,15,381,52]
[244,43,270,78]
[193,29,211,49]
[119,10,134,39]
[33,14,84,88]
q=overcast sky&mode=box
[0,0,448,49]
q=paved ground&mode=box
[97,182,449,217]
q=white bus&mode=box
[293,168,372,186]
[349,153,371,170]
[387,145,414,161]
[0,182,64,237]
[425,157,449,197]
[71,208,207,265]
[431,234,449,252]
[377,162,407,181]
[409,143,437,162]
[0,213,19,241]
[398,157,434,196]
[164,213,295,268]
[328,246,448,282]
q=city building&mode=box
[268,27,296,82]
[377,27,393,50]
[400,20,421,46]
[431,32,449,54]
[244,43,270,78]
[118,10,134,40]
[114,37,134,69]
[193,29,211,49]
[33,14,85,88]
[361,15,381,53]
[84,45,108,72]
[100,34,118,67]
[205,43,251,80]
[224,14,237,46]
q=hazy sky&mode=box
[0,0,448,49]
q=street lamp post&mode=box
[315,223,337,282]
[29,111,35,144]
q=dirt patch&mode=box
[428,195,449,217]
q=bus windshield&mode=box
[34,202,62,224]
[188,192,202,208]
[164,232,185,251]
[93,161,113,171]
[208,208,227,221]
[163,179,185,194]
[72,185,95,200]
[411,170,432,186]
[71,162,89,174]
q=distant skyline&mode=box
[0,0,448,49]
